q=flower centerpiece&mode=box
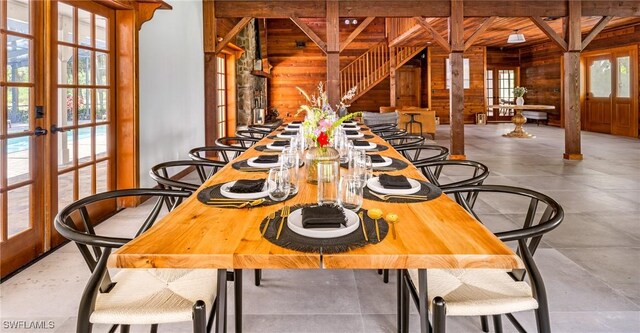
[296,82,359,183]
[513,86,527,105]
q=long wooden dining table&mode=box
[109,125,523,333]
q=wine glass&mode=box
[267,167,291,202]
[338,175,363,212]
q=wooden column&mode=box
[326,0,340,106]
[390,47,397,107]
[449,0,465,159]
[563,0,583,160]
[203,0,218,146]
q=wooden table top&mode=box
[486,105,555,110]
[110,127,522,270]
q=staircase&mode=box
[340,40,425,103]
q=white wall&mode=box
[138,0,204,188]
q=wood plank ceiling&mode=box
[393,16,640,48]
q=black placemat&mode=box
[197,183,296,208]
[260,204,388,254]
[364,179,442,203]
[254,145,284,152]
[340,157,409,172]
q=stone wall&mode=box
[236,19,267,125]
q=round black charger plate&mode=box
[197,183,296,208]
[340,157,409,172]
[260,204,389,254]
[364,180,442,203]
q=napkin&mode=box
[343,120,355,124]
[352,140,370,147]
[345,130,360,136]
[281,131,297,136]
[379,174,412,189]
[369,154,386,164]
[254,155,279,164]
[342,124,357,128]
[287,124,301,128]
[229,179,266,193]
[271,140,289,147]
[291,121,302,124]
[301,205,348,229]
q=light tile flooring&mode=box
[1,123,639,333]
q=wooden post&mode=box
[203,0,218,146]
[563,0,583,160]
[326,0,340,107]
[390,47,397,107]
[449,0,465,159]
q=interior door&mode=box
[49,1,116,246]
[396,66,421,108]
[486,68,518,122]
[0,0,45,277]
[611,50,638,137]
[585,55,613,133]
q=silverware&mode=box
[374,167,398,171]
[368,191,428,201]
[374,218,380,242]
[358,211,369,242]
[207,198,266,208]
[262,210,277,236]
[276,205,290,240]
[238,167,271,172]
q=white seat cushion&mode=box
[91,269,217,325]
[408,269,538,316]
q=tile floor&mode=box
[1,123,638,333]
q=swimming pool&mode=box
[6,126,107,154]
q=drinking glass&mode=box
[348,149,366,173]
[338,175,363,212]
[317,161,339,206]
[281,151,300,194]
[267,167,291,202]
[350,153,372,188]
[335,134,350,164]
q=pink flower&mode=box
[319,119,332,129]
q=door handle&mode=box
[35,127,48,136]
[51,125,67,133]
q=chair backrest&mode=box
[55,189,191,273]
[362,111,399,127]
[385,134,426,150]
[189,145,246,163]
[237,128,269,139]
[150,160,226,192]
[393,144,448,163]
[379,106,396,113]
[375,128,407,138]
[414,159,489,189]
[215,136,260,149]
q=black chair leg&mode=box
[235,269,243,333]
[254,269,261,286]
[378,269,383,275]
[193,300,207,333]
[150,324,158,333]
[401,271,409,333]
[481,316,490,332]
[396,269,403,333]
[493,315,503,333]
[534,308,552,333]
[432,297,446,333]
[383,269,389,283]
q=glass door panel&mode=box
[585,56,613,133]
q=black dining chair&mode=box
[215,136,260,149]
[237,127,270,139]
[394,144,449,163]
[189,145,247,163]
[415,159,490,189]
[385,134,426,150]
[369,123,401,135]
[150,160,226,192]
[376,128,408,139]
[400,185,564,333]
[54,189,227,333]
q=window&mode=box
[217,55,226,137]
[486,70,494,116]
[446,58,470,89]
[617,56,630,98]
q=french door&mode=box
[584,46,638,137]
[486,67,519,122]
[0,0,115,278]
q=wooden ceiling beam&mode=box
[581,16,614,50]
[213,1,638,18]
[215,17,253,53]
[463,16,496,50]
[530,16,568,52]
[290,16,328,53]
[414,17,451,53]
[340,17,375,52]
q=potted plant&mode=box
[513,86,527,105]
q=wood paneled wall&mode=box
[267,18,387,116]
[429,46,486,124]
[487,47,520,67]
[520,24,640,129]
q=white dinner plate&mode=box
[266,143,288,151]
[277,132,297,138]
[371,156,393,167]
[353,142,377,150]
[247,156,281,168]
[287,208,360,238]
[366,177,421,195]
[220,180,275,199]
[285,126,301,132]
[345,132,364,139]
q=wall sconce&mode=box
[344,19,358,25]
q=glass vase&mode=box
[305,146,340,184]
